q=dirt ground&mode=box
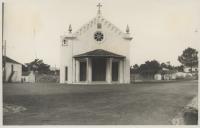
[3,80,198,125]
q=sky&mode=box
[2,0,200,67]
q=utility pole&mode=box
[2,2,6,82]
[2,2,4,50]
[2,2,4,57]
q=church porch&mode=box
[73,49,125,84]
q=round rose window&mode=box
[94,31,104,42]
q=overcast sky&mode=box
[2,0,200,67]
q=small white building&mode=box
[154,74,162,80]
[3,56,22,82]
[60,3,132,84]
[155,68,177,80]
[22,71,35,83]
[163,73,176,80]
[176,72,187,79]
[183,66,198,73]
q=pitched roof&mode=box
[158,69,178,74]
[74,49,125,58]
[72,16,125,37]
[62,8,132,41]
[3,56,22,65]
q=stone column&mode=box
[106,58,112,83]
[75,60,80,83]
[119,59,124,83]
[72,58,76,83]
[87,58,92,83]
[126,59,130,83]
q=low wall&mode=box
[35,74,59,83]
[130,73,154,83]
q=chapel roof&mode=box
[65,3,129,38]
[72,16,126,37]
[73,49,125,58]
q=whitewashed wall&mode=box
[60,16,132,84]
[22,71,35,83]
[5,62,22,82]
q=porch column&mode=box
[87,58,92,83]
[72,58,76,83]
[75,60,80,83]
[106,58,112,83]
[119,59,124,83]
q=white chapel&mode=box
[60,3,132,84]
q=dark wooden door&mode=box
[112,61,119,81]
[80,61,87,81]
[92,58,106,81]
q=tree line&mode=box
[131,47,198,77]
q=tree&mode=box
[138,60,161,79]
[130,64,139,74]
[174,65,184,72]
[24,59,50,74]
[22,64,29,72]
[178,47,198,72]
[160,62,174,70]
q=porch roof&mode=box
[73,49,125,59]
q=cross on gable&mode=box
[97,3,102,13]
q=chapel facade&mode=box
[60,3,132,84]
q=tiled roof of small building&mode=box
[3,56,21,65]
[158,69,178,74]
